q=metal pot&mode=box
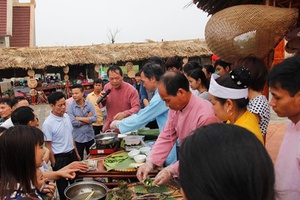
[95,132,118,146]
[64,180,108,200]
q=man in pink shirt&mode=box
[99,65,140,132]
[268,56,300,200]
[137,71,220,185]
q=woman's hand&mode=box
[40,181,56,200]
[65,161,89,172]
[136,161,154,182]
[153,165,175,186]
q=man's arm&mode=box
[118,94,168,133]
[43,146,50,163]
[148,111,178,167]
[45,141,55,167]
[123,88,141,117]
[73,138,81,161]
[75,102,97,124]
[67,104,82,127]
[139,83,148,107]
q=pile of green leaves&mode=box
[104,152,129,171]
[134,184,169,194]
[143,178,154,187]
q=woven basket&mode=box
[63,66,69,74]
[125,62,134,72]
[205,5,298,63]
[28,78,37,88]
[27,69,35,76]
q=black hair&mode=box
[215,66,250,108]
[203,64,215,74]
[187,68,208,89]
[179,123,275,200]
[0,98,11,107]
[11,96,26,108]
[11,106,35,126]
[165,56,183,71]
[214,59,231,70]
[93,78,103,85]
[141,63,164,82]
[135,71,141,77]
[107,65,123,77]
[71,84,84,92]
[47,92,65,105]
[268,55,300,97]
[159,71,190,96]
[0,126,44,199]
[232,56,268,92]
[183,61,202,75]
[148,56,165,72]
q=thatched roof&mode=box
[0,39,211,70]
[193,0,263,15]
[193,0,298,15]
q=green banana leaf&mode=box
[137,128,160,140]
[104,152,136,171]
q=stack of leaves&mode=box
[134,184,169,194]
[104,151,136,171]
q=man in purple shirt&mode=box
[137,71,220,185]
[268,56,300,200]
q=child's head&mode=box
[36,168,47,191]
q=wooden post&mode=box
[65,80,70,98]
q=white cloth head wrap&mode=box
[208,74,248,99]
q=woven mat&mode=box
[108,182,183,200]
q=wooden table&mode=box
[77,155,160,188]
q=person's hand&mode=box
[110,120,120,129]
[40,181,56,200]
[57,168,79,179]
[153,165,175,186]
[136,161,154,182]
[100,91,109,101]
[66,161,89,172]
[113,112,126,120]
[87,112,92,117]
[76,153,81,161]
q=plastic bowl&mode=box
[139,147,151,154]
[128,150,140,158]
[124,136,142,145]
[134,155,146,163]
[144,150,151,156]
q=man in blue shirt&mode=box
[110,63,177,165]
[67,84,97,160]
[43,92,81,200]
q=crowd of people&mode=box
[0,54,299,200]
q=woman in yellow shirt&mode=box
[208,66,264,144]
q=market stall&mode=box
[74,129,183,199]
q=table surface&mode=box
[77,154,160,187]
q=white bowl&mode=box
[144,150,151,156]
[118,134,127,139]
[134,155,146,163]
[124,136,141,145]
[139,147,151,154]
[128,150,140,158]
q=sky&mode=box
[30,0,210,47]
